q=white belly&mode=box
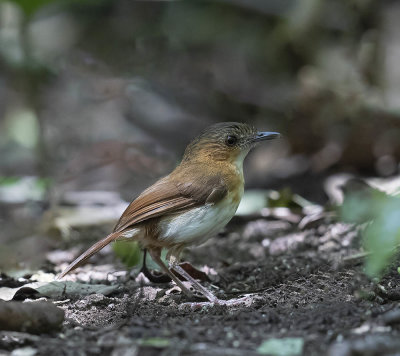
[158,195,240,246]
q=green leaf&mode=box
[257,338,304,356]
[9,0,56,16]
[268,188,305,209]
[0,176,50,203]
[340,184,400,278]
[8,0,112,17]
[112,241,141,268]
[5,109,39,149]
[0,177,20,186]
[139,337,170,348]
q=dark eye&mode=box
[225,135,238,147]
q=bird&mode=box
[58,122,280,302]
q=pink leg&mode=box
[148,249,193,298]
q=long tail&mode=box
[57,231,121,279]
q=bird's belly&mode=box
[158,195,240,246]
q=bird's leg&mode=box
[149,251,252,307]
[148,249,193,298]
[171,263,218,303]
[141,249,208,283]
[140,249,172,283]
[169,256,254,307]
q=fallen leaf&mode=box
[139,337,171,348]
[0,281,119,301]
[257,338,304,356]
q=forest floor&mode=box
[2,212,400,356]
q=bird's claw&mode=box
[178,295,254,311]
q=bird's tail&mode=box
[57,231,122,279]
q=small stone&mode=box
[382,309,400,325]
[11,347,37,356]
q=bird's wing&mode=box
[114,172,227,232]
[58,170,227,278]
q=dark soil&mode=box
[2,215,400,356]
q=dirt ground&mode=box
[2,213,400,356]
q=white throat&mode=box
[233,148,250,176]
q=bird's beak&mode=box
[252,131,281,143]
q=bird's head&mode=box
[182,122,280,167]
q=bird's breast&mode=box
[157,188,243,246]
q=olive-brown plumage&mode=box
[59,122,280,301]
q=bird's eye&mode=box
[225,135,238,147]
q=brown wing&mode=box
[58,167,227,278]
[114,170,227,232]
[113,176,196,232]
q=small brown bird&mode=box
[59,122,280,302]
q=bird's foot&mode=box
[140,250,209,283]
[178,295,254,311]
[171,264,218,302]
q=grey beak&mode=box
[252,131,281,143]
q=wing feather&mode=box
[113,176,197,232]
[114,170,227,232]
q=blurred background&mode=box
[1,0,400,272]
